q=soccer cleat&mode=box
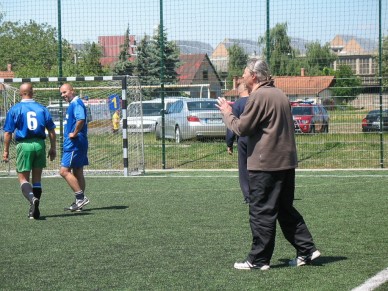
[234,261,270,270]
[64,197,89,212]
[28,197,40,220]
[289,250,321,267]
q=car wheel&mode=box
[155,123,161,140]
[175,126,181,143]
[309,124,315,134]
[323,123,329,133]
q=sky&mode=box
[0,0,386,49]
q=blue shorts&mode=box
[61,150,89,168]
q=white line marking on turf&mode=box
[351,267,388,291]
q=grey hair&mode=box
[246,58,271,82]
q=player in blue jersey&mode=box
[59,83,90,211]
[2,83,57,219]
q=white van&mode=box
[125,97,188,133]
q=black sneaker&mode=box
[28,197,40,220]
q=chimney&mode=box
[232,76,239,89]
[7,64,12,72]
[301,68,305,77]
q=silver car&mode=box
[0,117,5,142]
[155,98,226,143]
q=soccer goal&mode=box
[0,76,144,177]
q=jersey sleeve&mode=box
[44,108,56,131]
[74,102,86,121]
[3,109,16,133]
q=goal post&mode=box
[0,76,144,177]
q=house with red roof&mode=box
[0,64,15,91]
[177,54,222,99]
[223,70,335,104]
[98,35,137,67]
[274,75,335,103]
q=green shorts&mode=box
[16,138,47,173]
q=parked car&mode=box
[361,109,388,132]
[290,101,329,133]
[155,98,226,143]
[124,97,188,133]
[0,116,5,142]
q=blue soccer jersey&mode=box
[63,97,88,151]
[3,99,56,141]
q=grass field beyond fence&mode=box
[1,170,387,290]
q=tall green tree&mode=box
[135,25,180,98]
[226,44,248,88]
[77,42,104,76]
[0,20,73,76]
[304,41,337,76]
[259,23,299,76]
[152,24,179,84]
[113,26,134,76]
[382,36,388,91]
[332,65,362,104]
[135,35,160,98]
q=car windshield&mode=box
[291,106,312,115]
[48,107,66,121]
[128,103,163,117]
[187,101,217,111]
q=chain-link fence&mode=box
[0,0,387,171]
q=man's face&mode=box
[60,86,74,103]
[242,68,255,91]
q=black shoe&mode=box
[28,197,40,220]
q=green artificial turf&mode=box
[1,170,387,290]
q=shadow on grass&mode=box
[298,142,341,163]
[272,256,348,268]
[177,149,225,167]
[39,205,129,220]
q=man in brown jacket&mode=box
[216,58,320,270]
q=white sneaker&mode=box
[234,261,270,270]
[65,197,90,212]
[289,250,321,267]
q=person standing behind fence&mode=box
[216,58,320,270]
[59,83,90,212]
[226,78,250,204]
[2,82,57,219]
[112,109,120,133]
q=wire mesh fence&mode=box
[0,0,387,172]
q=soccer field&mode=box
[1,170,387,290]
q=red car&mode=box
[290,101,329,133]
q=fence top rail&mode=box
[0,76,132,83]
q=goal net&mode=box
[0,76,144,177]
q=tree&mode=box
[304,42,337,76]
[113,26,134,76]
[135,35,160,98]
[226,44,248,88]
[0,6,4,24]
[382,36,388,91]
[152,24,179,84]
[77,42,105,76]
[135,25,180,98]
[259,23,299,76]
[0,20,73,76]
[331,65,362,104]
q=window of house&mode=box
[202,70,208,80]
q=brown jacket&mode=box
[222,80,298,171]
